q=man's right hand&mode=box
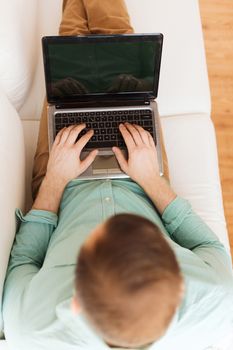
[112,123,160,189]
[112,123,177,214]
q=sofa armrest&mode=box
[0,0,38,111]
[0,90,25,336]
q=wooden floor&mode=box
[199,0,233,256]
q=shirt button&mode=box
[105,197,111,202]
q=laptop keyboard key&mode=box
[141,115,152,120]
[144,120,153,126]
[87,141,117,149]
[118,141,125,147]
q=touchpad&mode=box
[93,154,124,174]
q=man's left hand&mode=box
[32,124,98,213]
[46,124,98,188]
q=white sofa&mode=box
[0,0,232,349]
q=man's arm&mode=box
[3,124,99,323]
[112,122,176,214]
[6,123,99,274]
[33,123,98,213]
[162,196,233,278]
[113,123,233,278]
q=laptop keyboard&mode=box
[54,109,155,149]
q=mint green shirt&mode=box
[2,179,233,350]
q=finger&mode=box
[119,124,136,151]
[133,124,150,145]
[59,125,78,145]
[75,129,94,153]
[80,149,99,171]
[124,122,143,145]
[53,127,67,146]
[65,123,86,145]
[112,147,128,172]
[147,131,157,149]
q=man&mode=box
[3,1,233,350]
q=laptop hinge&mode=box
[55,97,151,109]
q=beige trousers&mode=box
[32,0,169,199]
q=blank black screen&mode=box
[44,36,163,102]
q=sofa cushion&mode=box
[161,113,229,249]
[126,0,211,116]
[0,90,25,335]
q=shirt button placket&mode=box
[101,180,114,219]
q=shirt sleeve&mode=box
[2,209,58,337]
[162,197,233,279]
[6,209,58,275]
[3,208,57,301]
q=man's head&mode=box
[73,214,184,348]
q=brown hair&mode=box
[75,214,183,348]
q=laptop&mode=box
[42,34,164,180]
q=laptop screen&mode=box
[42,34,163,104]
